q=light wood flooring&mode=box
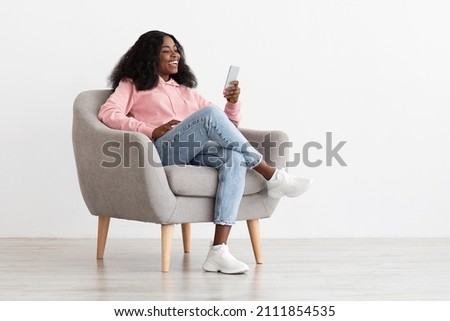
[1,238,449,301]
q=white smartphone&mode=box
[224,65,240,89]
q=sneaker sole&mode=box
[202,262,249,274]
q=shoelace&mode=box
[280,169,295,185]
[218,247,237,262]
[219,248,231,259]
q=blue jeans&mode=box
[154,106,263,225]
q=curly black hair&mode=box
[109,30,197,91]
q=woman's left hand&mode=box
[223,80,240,104]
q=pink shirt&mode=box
[98,77,241,140]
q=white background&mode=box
[0,0,449,239]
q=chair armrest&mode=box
[239,128,290,169]
[73,104,176,223]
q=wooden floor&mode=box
[1,238,449,301]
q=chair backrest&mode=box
[73,89,112,130]
[72,90,177,223]
[72,90,115,216]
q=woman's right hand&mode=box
[151,119,180,140]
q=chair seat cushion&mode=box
[164,165,266,197]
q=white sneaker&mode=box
[266,169,313,198]
[202,244,250,274]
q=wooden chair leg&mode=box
[181,223,191,253]
[247,219,263,264]
[161,224,175,272]
[97,216,110,260]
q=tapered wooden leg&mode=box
[247,219,263,264]
[161,224,175,272]
[97,216,110,260]
[181,223,191,253]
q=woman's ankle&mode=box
[254,161,277,180]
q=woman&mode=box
[99,30,312,274]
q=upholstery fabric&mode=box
[164,165,266,197]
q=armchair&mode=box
[72,90,289,272]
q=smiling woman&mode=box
[158,36,180,81]
[97,30,312,274]
[108,30,197,91]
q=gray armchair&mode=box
[72,90,289,272]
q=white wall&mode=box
[1,0,449,238]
